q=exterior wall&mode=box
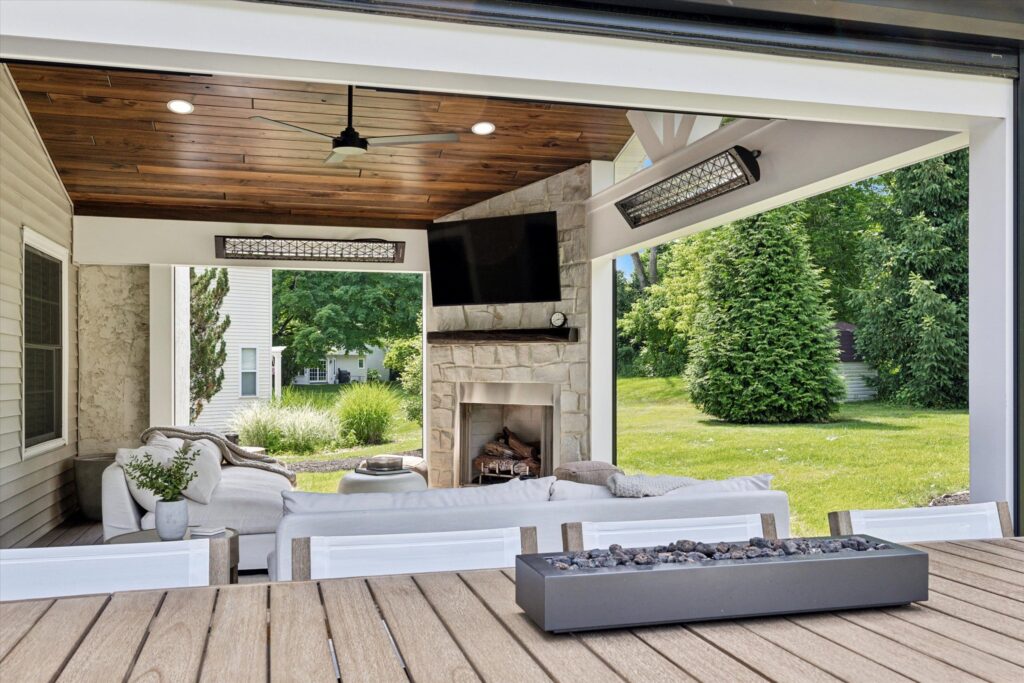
[78,266,149,453]
[293,347,390,385]
[0,65,78,547]
[428,164,591,487]
[193,267,272,433]
[837,362,878,402]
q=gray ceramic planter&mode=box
[155,499,189,541]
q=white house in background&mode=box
[192,267,273,433]
[292,347,390,385]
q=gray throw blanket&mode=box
[141,426,296,485]
[606,473,700,498]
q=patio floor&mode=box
[2,538,1022,681]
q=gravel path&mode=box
[289,449,423,473]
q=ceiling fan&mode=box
[250,85,460,164]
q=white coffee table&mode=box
[338,470,427,494]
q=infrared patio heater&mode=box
[614,146,761,229]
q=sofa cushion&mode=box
[282,476,556,515]
[182,439,224,504]
[549,480,616,501]
[141,466,292,535]
[119,435,223,507]
[553,461,623,486]
[665,474,773,497]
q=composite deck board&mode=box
[320,579,407,683]
[57,590,163,682]
[368,575,480,683]
[129,587,217,683]
[1,538,1023,682]
[199,585,268,682]
[459,569,622,683]
[268,582,336,682]
[415,572,552,683]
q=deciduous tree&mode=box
[190,268,230,422]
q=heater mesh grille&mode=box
[615,147,758,229]
[215,235,406,263]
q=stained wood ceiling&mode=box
[8,64,634,229]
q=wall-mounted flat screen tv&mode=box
[427,211,561,307]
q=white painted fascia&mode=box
[0,0,1011,130]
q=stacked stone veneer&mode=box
[427,164,592,487]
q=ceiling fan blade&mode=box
[324,149,350,165]
[249,115,334,141]
[366,132,460,146]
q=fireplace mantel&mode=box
[427,328,579,344]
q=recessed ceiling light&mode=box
[166,99,194,114]
[471,121,496,136]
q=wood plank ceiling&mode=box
[8,64,634,229]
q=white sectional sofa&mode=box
[102,463,293,570]
[269,477,790,580]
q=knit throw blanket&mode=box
[141,426,296,486]
[606,473,700,498]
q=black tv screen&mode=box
[427,211,561,307]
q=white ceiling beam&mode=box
[588,118,965,259]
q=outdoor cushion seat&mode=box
[139,465,292,536]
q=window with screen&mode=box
[240,347,258,397]
[23,245,63,449]
[358,358,365,369]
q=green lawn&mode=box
[616,377,968,536]
[295,470,353,493]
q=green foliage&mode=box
[853,150,968,408]
[280,384,342,410]
[366,368,383,383]
[399,348,423,424]
[383,334,421,377]
[686,208,845,423]
[618,233,715,377]
[337,383,402,445]
[190,268,230,422]
[232,402,351,454]
[122,446,198,502]
[273,271,422,382]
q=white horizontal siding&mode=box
[193,267,272,433]
[0,65,78,548]
[838,361,878,402]
[292,346,391,385]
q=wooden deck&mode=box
[27,517,103,549]
[2,538,1023,682]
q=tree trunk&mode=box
[630,252,649,289]
[647,246,659,286]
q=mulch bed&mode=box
[289,449,423,473]
[929,490,969,506]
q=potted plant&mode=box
[122,446,199,540]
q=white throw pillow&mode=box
[282,476,556,515]
[115,443,179,512]
[180,439,223,504]
[549,480,616,501]
[664,474,773,497]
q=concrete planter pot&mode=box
[155,499,189,541]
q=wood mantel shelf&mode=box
[427,328,579,344]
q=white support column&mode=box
[172,266,190,424]
[589,161,616,464]
[969,117,1016,511]
[149,265,176,426]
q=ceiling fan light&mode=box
[166,99,194,114]
[331,145,367,158]
[471,121,496,135]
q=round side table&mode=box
[338,471,427,494]
[106,528,239,584]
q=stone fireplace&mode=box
[457,382,559,485]
[427,164,592,488]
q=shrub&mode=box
[399,347,422,424]
[232,401,284,452]
[337,383,401,444]
[280,384,342,410]
[366,368,382,383]
[686,208,845,423]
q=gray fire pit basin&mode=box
[515,535,928,633]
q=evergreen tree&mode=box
[686,208,845,423]
[190,268,230,422]
[853,150,968,407]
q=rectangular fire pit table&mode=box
[516,535,929,632]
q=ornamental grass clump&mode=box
[337,382,401,445]
[279,405,339,453]
[122,446,198,501]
